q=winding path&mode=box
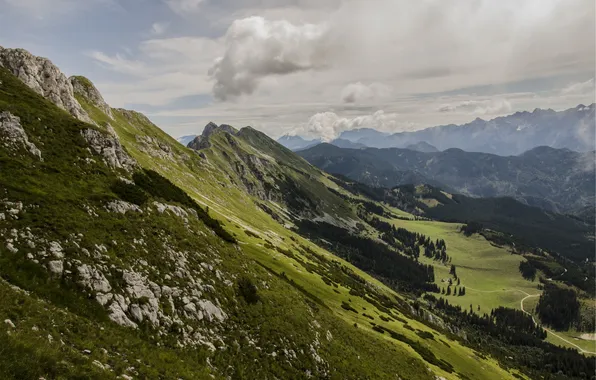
[465,287,596,354]
[519,293,596,355]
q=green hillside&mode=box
[0,48,593,380]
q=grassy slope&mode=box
[0,67,461,380]
[385,214,596,355]
[388,218,539,311]
[75,89,526,379]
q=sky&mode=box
[0,0,594,141]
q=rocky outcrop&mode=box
[187,122,237,150]
[0,111,42,160]
[0,47,92,123]
[106,200,143,214]
[81,128,136,171]
[70,76,113,118]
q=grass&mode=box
[388,218,540,312]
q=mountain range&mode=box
[298,143,595,215]
[0,46,594,379]
[280,105,596,155]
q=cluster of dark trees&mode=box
[536,284,580,330]
[422,294,594,379]
[296,220,438,294]
[490,307,547,339]
[460,222,483,236]
[519,261,537,281]
[422,238,448,263]
[366,216,450,263]
[441,284,466,296]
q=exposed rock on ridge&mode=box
[0,111,42,160]
[81,128,137,171]
[70,76,113,118]
[0,46,92,123]
[187,122,237,150]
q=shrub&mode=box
[110,180,148,205]
[238,277,260,304]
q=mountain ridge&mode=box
[285,104,596,155]
[298,142,595,215]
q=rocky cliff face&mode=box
[0,47,92,124]
[70,75,113,118]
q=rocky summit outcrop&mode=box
[0,47,92,124]
[187,122,238,150]
[70,76,113,118]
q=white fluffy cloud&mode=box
[340,82,392,103]
[438,99,513,115]
[292,110,399,141]
[208,16,332,100]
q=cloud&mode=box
[208,16,332,100]
[341,82,392,103]
[165,0,205,15]
[291,110,399,141]
[561,78,595,95]
[89,37,224,106]
[438,99,512,115]
[151,22,169,36]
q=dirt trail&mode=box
[519,293,596,355]
[466,287,596,354]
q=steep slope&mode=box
[298,143,595,214]
[0,56,445,380]
[341,105,596,155]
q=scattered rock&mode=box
[6,242,18,254]
[77,264,112,293]
[197,300,227,323]
[0,112,42,160]
[48,241,64,259]
[81,128,136,171]
[106,200,143,214]
[47,260,64,275]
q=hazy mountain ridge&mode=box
[276,134,321,151]
[337,105,595,155]
[298,143,595,215]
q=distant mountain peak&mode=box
[405,141,439,153]
[277,134,321,151]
